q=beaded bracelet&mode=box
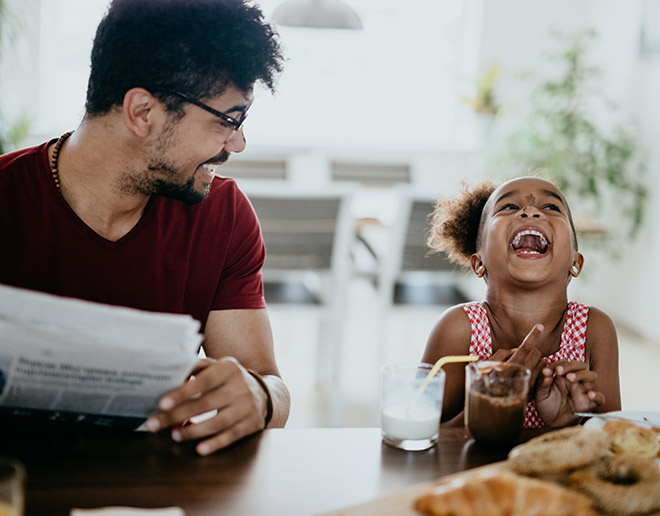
[247,369,274,428]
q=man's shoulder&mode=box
[0,142,51,195]
[209,175,241,198]
[203,176,253,212]
[0,142,47,170]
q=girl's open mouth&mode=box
[509,228,550,255]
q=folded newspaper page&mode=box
[0,284,202,428]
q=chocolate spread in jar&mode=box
[465,362,529,446]
[466,390,526,445]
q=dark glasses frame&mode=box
[164,89,247,131]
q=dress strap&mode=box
[557,301,589,361]
[461,301,492,360]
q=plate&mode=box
[579,410,660,429]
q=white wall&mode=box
[251,0,470,152]
[1,0,475,154]
[0,0,40,135]
[0,0,108,141]
[597,50,660,339]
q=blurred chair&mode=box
[220,156,287,180]
[331,161,411,186]
[245,188,354,401]
[374,194,468,362]
[384,197,466,301]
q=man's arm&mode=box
[203,308,290,428]
[145,308,290,455]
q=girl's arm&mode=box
[420,306,473,426]
[585,307,621,412]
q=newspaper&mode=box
[0,284,202,428]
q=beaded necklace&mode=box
[49,131,74,190]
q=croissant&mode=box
[414,469,598,516]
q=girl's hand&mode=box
[535,360,605,427]
[490,324,546,395]
[507,324,546,389]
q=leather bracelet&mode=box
[247,369,273,428]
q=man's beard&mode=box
[122,151,230,206]
[123,119,230,205]
[149,171,207,205]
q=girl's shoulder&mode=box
[437,303,475,327]
[580,305,618,363]
[583,305,617,337]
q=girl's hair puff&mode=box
[427,180,498,269]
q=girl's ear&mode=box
[470,254,486,278]
[570,253,585,277]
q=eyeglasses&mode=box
[164,89,247,133]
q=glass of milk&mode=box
[380,363,445,451]
[0,457,24,516]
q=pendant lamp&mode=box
[271,0,363,30]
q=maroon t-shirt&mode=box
[0,140,266,330]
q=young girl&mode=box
[422,176,621,428]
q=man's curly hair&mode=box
[427,181,498,269]
[85,0,284,116]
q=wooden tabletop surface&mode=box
[0,418,535,516]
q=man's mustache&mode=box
[204,151,230,166]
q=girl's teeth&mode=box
[512,229,547,246]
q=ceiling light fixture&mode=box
[271,0,363,30]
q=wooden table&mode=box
[0,419,532,516]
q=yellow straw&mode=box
[427,355,478,382]
[408,355,478,412]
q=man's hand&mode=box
[535,360,605,427]
[145,357,269,456]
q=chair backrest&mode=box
[331,161,411,186]
[382,196,454,281]
[399,199,454,273]
[245,189,354,276]
[219,157,287,180]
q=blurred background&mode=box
[1,0,659,427]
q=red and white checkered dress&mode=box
[462,301,589,428]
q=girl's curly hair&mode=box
[427,181,498,269]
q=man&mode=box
[0,0,290,455]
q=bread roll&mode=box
[414,469,597,516]
[603,420,660,459]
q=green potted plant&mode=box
[462,63,501,116]
[492,29,647,241]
